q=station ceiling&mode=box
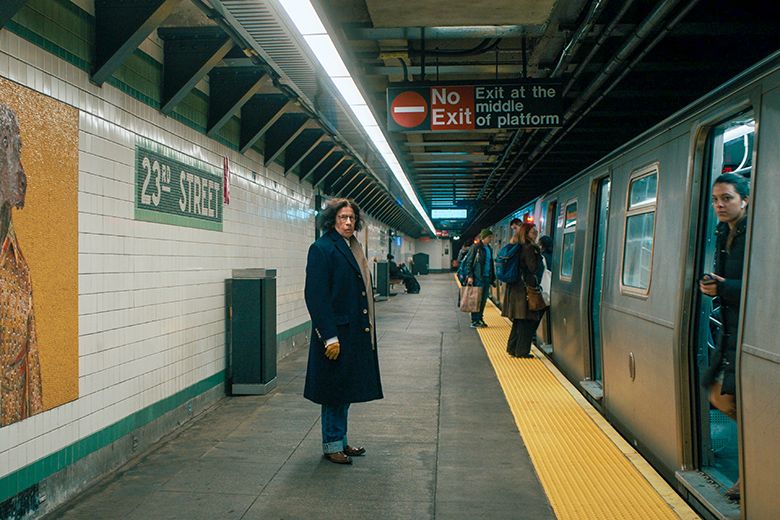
[316,0,780,238]
[10,1,774,239]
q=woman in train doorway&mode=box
[698,172,749,501]
[502,222,545,358]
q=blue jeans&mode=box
[471,284,490,323]
[321,403,350,454]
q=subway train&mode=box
[486,50,780,519]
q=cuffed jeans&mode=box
[321,403,350,454]
[470,284,490,323]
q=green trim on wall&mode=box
[278,321,311,342]
[0,321,311,503]
[0,370,224,504]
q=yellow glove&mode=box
[324,341,340,360]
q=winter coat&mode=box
[702,217,746,395]
[303,229,383,405]
[501,243,545,321]
[465,241,495,288]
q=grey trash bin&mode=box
[225,269,277,395]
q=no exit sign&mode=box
[387,81,563,132]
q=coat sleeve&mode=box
[717,278,742,306]
[304,242,338,342]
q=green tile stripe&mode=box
[135,206,223,232]
[277,320,311,343]
[0,320,312,503]
[0,370,223,504]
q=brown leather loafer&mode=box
[323,451,352,465]
[344,445,366,457]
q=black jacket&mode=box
[703,217,747,395]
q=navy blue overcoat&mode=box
[303,229,383,405]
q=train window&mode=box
[621,165,658,293]
[560,200,577,280]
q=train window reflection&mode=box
[621,167,658,294]
[560,200,576,280]
[629,174,657,208]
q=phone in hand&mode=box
[701,273,717,285]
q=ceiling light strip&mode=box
[276,0,436,235]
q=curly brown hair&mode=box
[318,198,363,232]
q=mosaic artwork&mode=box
[0,77,78,427]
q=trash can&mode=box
[225,269,277,395]
[375,261,390,298]
[412,253,429,275]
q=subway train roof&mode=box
[66,1,780,238]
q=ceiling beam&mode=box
[239,94,293,154]
[308,153,347,187]
[207,68,271,137]
[93,0,185,85]
[159,27,234,115]
[284,129,326,175]
[0,0,27,30]
[263,113,310,166]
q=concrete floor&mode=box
[47,273,554,519]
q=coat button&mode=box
[364,327,370,333]
[363,309,368,314]
[361,291,366,296]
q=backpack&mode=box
[495,243,521,284]
[456,249,472,285]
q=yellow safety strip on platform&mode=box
[475,300,700,520]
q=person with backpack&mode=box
[465,229,495,328]
[501,223,545,358]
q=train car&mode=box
[491,50,780,519]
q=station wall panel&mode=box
[0,14,345,505]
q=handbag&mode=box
[520,249,548,312]
[459,284,483,313]
[526,284,547,311]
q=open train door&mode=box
[680,111,754,519]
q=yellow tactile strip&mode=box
[475,300,700,520]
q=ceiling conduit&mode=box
[475,0,609,202]
[476,0,685,222]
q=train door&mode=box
[690,111,753,503]
[588,177,610,386]
[538,200,557,351]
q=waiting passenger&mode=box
[501,223,545,358]
[387,254,419,294]
[465,229,495,328]
[303,198,383,465]
[698,172,749,501]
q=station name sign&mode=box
[135,143,223,231]
[387,81,563,132]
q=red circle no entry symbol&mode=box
[391,91,428,128]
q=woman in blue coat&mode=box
[304,198,383,464]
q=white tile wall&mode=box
[0,29,386,479]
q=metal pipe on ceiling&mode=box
[493,0,693,205]
[474,0,608,203]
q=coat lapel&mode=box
[328,230,361,274]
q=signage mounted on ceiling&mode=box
[387,81,563,132]
[431,208,468,219]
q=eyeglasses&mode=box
[337,214,356,222]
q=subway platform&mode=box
[46,274,695,520]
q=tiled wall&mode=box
[0,24,387,493]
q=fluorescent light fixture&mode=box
[277,0,436,235]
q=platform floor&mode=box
[47,274,695,519]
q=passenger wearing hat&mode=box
[464,228,496,328]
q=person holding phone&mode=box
[698,173,749,501]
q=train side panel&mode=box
[741,80,780,519]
